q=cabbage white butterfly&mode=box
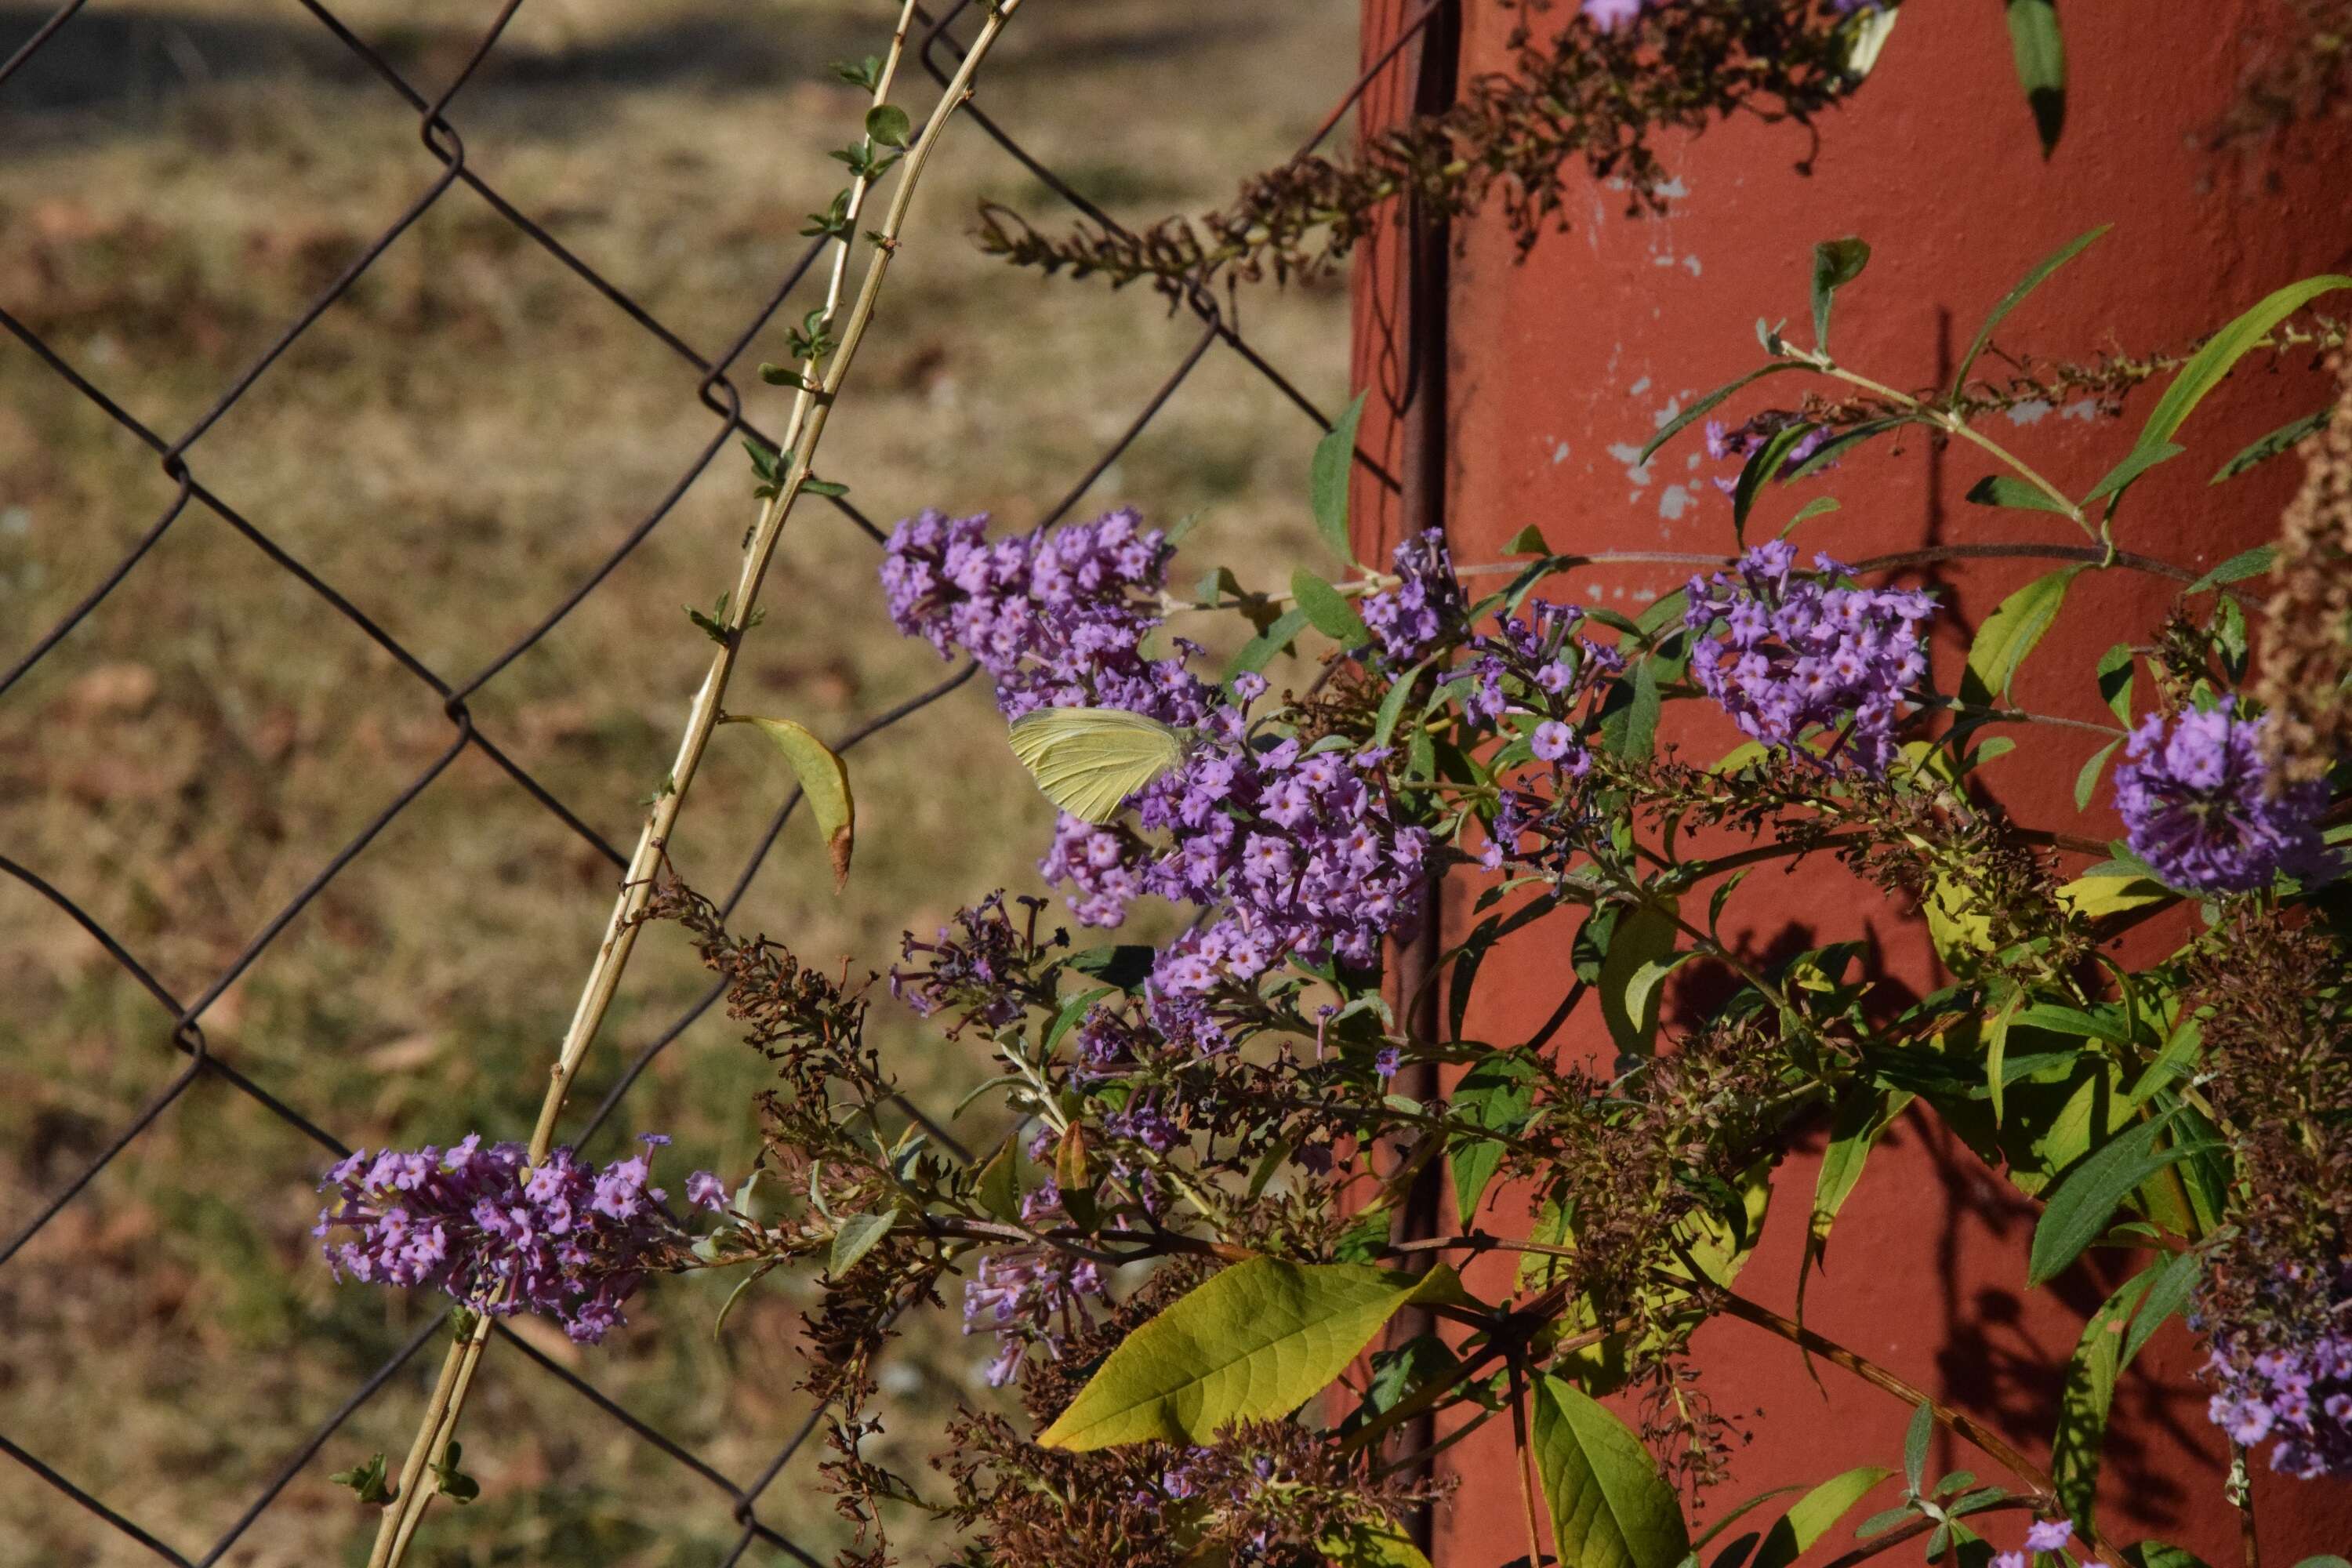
[1007,706,1190,823]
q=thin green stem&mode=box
[1803,354,2090,537]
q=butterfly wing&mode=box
[1007,707,1186,823]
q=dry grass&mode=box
[0,2,1355,1561]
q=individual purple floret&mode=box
[1683,541,1936,775]
[879,507,1214,723]
[1580,0,1643,27]
[316,1134,713,1344]
[2204,1323,2352,1479]
[2113,703,2333,895]
[961,1181,1107,1385]
[1359,529,1468,665]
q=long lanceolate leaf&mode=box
[1950,227,2109,398]
[2029,1112,2221,1286]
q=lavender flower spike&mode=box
[316,1133,697,1344]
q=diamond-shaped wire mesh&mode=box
[0,0,1421,1560]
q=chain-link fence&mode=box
[0,0,1430,1560]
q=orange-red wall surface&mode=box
[1352,2,2352,1560]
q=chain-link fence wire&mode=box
[0,0,1439,1561]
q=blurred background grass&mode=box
[0,1,1356,1561]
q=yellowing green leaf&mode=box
[1531,1374,1690,1568]
[1962,566,2082,706]
[1599,900,1681,1055]
[1038,1259,1458,1450]
[1751,1465,1896,1568]
[732,716,855,891]
[2057,873,2174,920]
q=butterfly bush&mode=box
[2113,702,2333,893]
[1684,541,1937,775]
[316,227,2352,1568]
[315,1134,711,1344]
[890,512,1444,987]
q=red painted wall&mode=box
[1352,3,2352,1561]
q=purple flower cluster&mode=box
[2205,1326,2352,1479]
[1684,541,1936,775]
[962,1180,1107,1385]
[316,1134,713,1344]
[883,511,1449,1011]
[1993,1519,2107,1568]
[1359,529,1467,666]
[1040,677,1431,992]
[879,507,1212,722]
[2113,703,2333,895]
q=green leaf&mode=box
[2140,276,2352,460]
[2290,1559,2352,1568]
[1229,605,1313,677]
[1809,1088,1912,1258]
[1508,523,1555,555]
[1986,993,2021,1125]
[1639,364,1807,466]
[1449,1053,1538,1227]
[1312,393,1369,566]
[2053,1268,2158,1529]
[1782,495,1842,534]
[828,1210,898,1276]
[430,1440,479,1505]
[1962,565,2083,705]
[2003,0,2066,155]
[2030,1112,2220,1285]
[975,1137,1023,1224]
[1751,1466,1896,1568]
[2122,1248,2201,1368]
[2074,739,2122,811]
[2083,441,2184,503]
[1373,659,1431,748]
[1965,474,2074,516]
[331,1452,395,1506]
[1599,900,1681,1055]
[1036,1259,1459,1450]
[1733,423,1820,541]
[1292,568,1374,646]
[1618,656,1663,762]
[1788,419,1907,481]
[1951,227,2109,397]
[1532,1374,1691,1568]
[2096,642,2136,724]
[2122,1547,2215,1568]
[731,716,855,891]
[2218,405,2336,481]
[800,476,851,499]
[1688,1485,1804,1552]
[1810,238,1872,352]
[1902,1401,1933,1494]
[2185,544,2278,595]
[1320,1525,1434,1568]
[864,103,912,147]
